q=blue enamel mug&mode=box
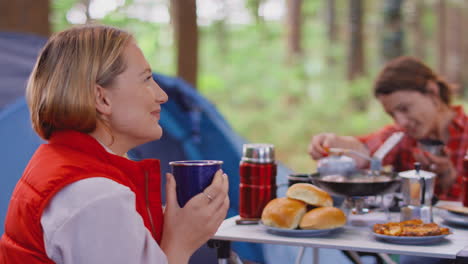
[169,160,223,207]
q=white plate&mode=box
[439,210,468,227]
[373,232,449,245]
[260,223,342,237]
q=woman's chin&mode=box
[151,126,163,140]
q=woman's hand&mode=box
[308,133,370,168]
[161,170,229,264]
[308,133,337,160]
[413,148,457,193]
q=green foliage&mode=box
[49,0,401,173]
[51,0,76,31]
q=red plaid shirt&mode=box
[357,106,468,201]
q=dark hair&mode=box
[373,56,453,105]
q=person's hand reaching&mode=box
[413,147,456,193]
[161,170,229,264]
[308,133,370,169]
[308,133,338,160]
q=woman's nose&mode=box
[394,113,409,127]
[155,83,168,104]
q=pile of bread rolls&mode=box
[261,183,346,230]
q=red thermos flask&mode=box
[239,143,277,219]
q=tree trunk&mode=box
[171,0,198,88]
[82,0,92,22]
[326,0,337,43]
[437,0,447,76]
[0,0,50,36]
[445,2,463,94]
[463,2,468,98]
[381,0,404,62]
[285,0,303,63]
[347,0,365,80]
[247,0,263,24]
[326,0,337,65]
[214,0,229,56]
[408,0,425,60]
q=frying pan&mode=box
[309,170,401,197]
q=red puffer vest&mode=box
[0,130,163,263]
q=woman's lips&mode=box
[151,110,161,119]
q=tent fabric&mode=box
[0,31,355,264]
[0,32,46,110]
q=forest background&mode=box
[1,0,467,173]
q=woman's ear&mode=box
[95,85,112,115]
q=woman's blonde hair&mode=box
[26,24,133,140]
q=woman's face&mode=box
[102,41,168,147]
[377,90,439,140]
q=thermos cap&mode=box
[241,143,275,163]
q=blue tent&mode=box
[0,31,355,264]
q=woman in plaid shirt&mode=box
[308,56,468,202]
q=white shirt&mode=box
[41,171,168,263]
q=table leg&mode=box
[294,246,305,264]
[456,246,468,264]
[313,248,319,264]
[207,239,231,264]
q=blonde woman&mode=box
[0,25,229,264]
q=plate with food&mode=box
[260,223,342,237]
[439,209,468,227]
[372,233,449,245]
[373,219,451,245]
[436,204,468,216]
[260,184,346,237]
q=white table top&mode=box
[213,207,468,259]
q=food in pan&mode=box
[322,174,392,183]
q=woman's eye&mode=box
[145,75,152,81]
[397,105,409,113]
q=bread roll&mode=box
[261,197,307,229]
[299,207,346,230]
[286,183,333,207]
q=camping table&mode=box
[210,204,468,263]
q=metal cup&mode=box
[170,160,223,207]
[418,139,445,156]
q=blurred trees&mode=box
[325,0,337,64]
[1,0,468,171]
[407,0,425,60]
[347,0,365,80]
[171,0,199,88]
[0,0,50,36]
[445,2,463,90]
[433,0,468,94]
[246,0,264,24]
[436,0,447,77]
[381,0,404,62]
[285,0,303,62]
